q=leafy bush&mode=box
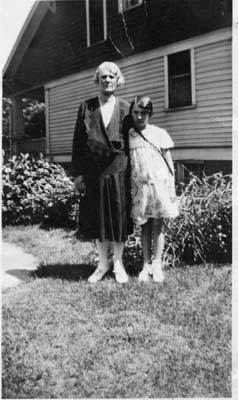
[124,173,232,268]
[2,98,11,156]
[22,97,45,139]
[2,155,232,266]
[166,173,232,264]
[2,153,79,227]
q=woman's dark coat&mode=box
[72,96,133,241]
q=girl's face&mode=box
[131,104,150,131]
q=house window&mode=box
[118,0,143,12]
[86,0,107,46]
[165,49,195,109]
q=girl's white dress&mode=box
[129,124,179,225]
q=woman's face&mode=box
[98,67,117,95]
[131,104,150,131]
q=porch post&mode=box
[44,88,50,158]
[176,161,184,184]
[11,96,25,154]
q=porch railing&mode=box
[17,138,46,155]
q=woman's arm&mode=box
[122,115,133,156]
[72,103,87,175]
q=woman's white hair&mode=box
[94,61,125,86]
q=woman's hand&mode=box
[74,175,86,195]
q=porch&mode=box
[16,137,46,156]
[7,87,46,157]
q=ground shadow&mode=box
[33,261,137,281]
[4,269,34,282]
[33,262,115,281]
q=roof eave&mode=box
[3,1,48,78]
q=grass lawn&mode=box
[2,225,232,398]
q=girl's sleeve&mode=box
[72,102,92,177]
[160,128,174,149]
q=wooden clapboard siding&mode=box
[155,39,232,148]
[4,0,231,95]
[47,74,96,155]
[46,33,231,158]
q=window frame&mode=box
[164,48,196,110]
[118,0,143,13]
[86,0,107,47]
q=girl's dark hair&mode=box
[129,95,153,116]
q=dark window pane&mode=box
[169,74,191,108]
[168,50,191,108]
[168,50,190,75]
[89,0,104,44]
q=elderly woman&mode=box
[72,61,132,283]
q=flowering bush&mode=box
[2,153,79,227]
[124,173,232,268]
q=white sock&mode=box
[113,241,124,265]
[96,240,109,268]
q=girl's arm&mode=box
[162,148,177,200]
[161,148,175,175]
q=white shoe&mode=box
[88,264,109,283]
[152,260,164,283]
[113,259,129,283]
[138,263,151,282]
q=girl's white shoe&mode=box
[152,259,164,283]
[138,263,152,282]
[113,259,129,283]
[88,263,109,283]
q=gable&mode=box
[3,0,232,96]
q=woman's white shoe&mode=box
[113,259,129,283]
[88,264,109,283]
[152,260,164,283]
[138,263,151,282]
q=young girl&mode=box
[127,96,179,282]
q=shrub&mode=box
[166,173,232,265]
[2,155,232,266]
[124,173,232,268]
[2,153,79,227]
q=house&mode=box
[3,0,232,182]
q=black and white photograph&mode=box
[1,0,237,398]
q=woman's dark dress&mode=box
[72,96,133,242]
